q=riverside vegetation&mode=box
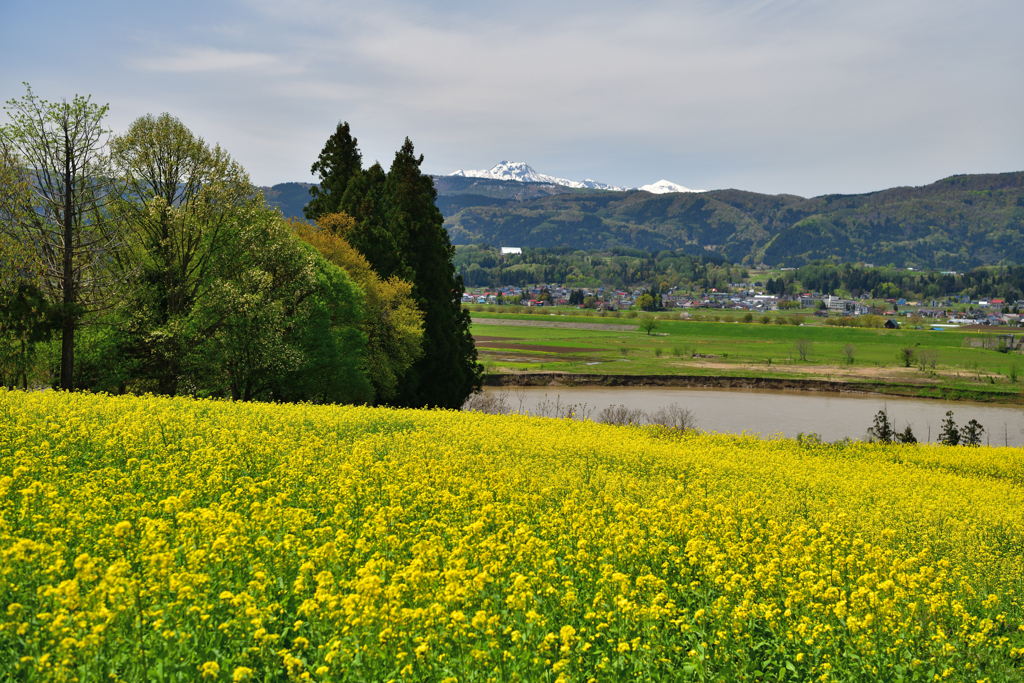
[2,389,1024,681]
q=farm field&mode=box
[468,309,1024,402]
[2,390,1023,681]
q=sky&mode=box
[1,0,1021,197]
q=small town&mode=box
[463,283,1022,327]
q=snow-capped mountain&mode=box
[450,161,628,192]
[449,161,702,194]
[638,179,702,194]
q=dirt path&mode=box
[472,318,637,332]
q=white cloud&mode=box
[134,47,287,73]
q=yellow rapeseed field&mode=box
[1,389,1023,682]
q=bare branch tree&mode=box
[0,84,125,389]
[598,404,645,426]
[648,403,698,432]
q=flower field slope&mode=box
[1,390,1023,682]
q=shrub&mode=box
[648,403,698,432]
[897,347,917,368]
[598,404,645,426]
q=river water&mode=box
[478,385,1024,447]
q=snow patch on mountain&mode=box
[638,179,703,194]
[450,161,628,191]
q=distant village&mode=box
[463,283,1022,328]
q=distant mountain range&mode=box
[439,172,1024,269]
[259,169,1024,269]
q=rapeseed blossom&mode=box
[1,389,1022,681]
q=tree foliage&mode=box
[110,113,264,394]
[291,216,424,403]
[867,410,894,444]
[638,314,659,336]
[959,419,985,447]
[939,411,960,446]
[307,131,482,408]
[0,283,59,389]
[104,113,372,402]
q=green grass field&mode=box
[468,307,1024,402]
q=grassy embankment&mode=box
[467,307,1024,403]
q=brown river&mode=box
[477,385,1024,447]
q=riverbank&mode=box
[484,371,1024,404]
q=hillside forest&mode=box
[438,173,1024,270]
[262,171,1024,279]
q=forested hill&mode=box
[260,182,315,218]
[259,176,581,221]
[260,172,1024,269]
[439,172,1024,269]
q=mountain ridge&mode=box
[258,171,1024,269]
[440,171,1024,269]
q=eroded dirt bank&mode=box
[483,372,1023,404]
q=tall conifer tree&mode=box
[379,138,481,408]
[304,121,361,220]
[340,163,401,278]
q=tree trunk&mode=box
[61,131,75,391]
[20,338,28,390]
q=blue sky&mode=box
[2,0,1021,196]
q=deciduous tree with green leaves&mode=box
[292,215,424,403]
[639,314,659,336]
[110,113,372,402]
[110,113,272,394]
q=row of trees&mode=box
[868,409,985,446]
[454,244,738,291]
[0,86,480,408]
[455,243,1024,304]
[788,261,1024,302]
